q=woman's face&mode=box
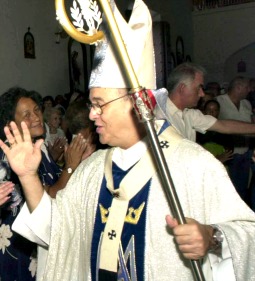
[14,97,45,138]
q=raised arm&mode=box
[0,121,44,212]
[209,119,255,135]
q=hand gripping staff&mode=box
[55,1,206,280]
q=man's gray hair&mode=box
[167,62,206,92]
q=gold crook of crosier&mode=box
[55,0,104,45]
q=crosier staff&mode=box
[55,1,206,280]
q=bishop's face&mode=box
[89,88,143,149]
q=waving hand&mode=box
[0,121,43,178]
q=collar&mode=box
[112,139,148,171]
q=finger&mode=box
[70,134,81,144]
[4,124,17,146]
[53,138,60,145]
[70,134,85,149]
[0,182,14,201]
[77,140,88,153]
[34,139,44,151]
[60,137,67,144]
[20,121,33,143]
[57,144,64,150]
[0,182,14,193]
[0,196,11,206]
[0,181,14,188]
[0,139,11,154]
[165,215,178,229]
[64,143,69,153]
[8,121,25,144]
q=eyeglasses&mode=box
[87,94,128,115]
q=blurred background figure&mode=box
[43,107,66,145]
[54,94,68,116]
[246,77,255,122]
[216,76,252,203]
[205,81,221,97]
[43,107,67,165]
[65,99,107,159]
[42,95,55,112]
[196,88,216,111]
[197,99,233,164]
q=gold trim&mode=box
[99,203,145,225]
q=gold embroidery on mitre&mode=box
[99,202,145,225]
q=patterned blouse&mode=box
[0,142,61,281]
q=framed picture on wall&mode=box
[24,27,35,59]
[176,36,184,65]
[68,37,95,95]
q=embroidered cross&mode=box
[160,140,169,148]
[108,230,117,240]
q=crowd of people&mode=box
[199,76,255,208]
[0,88,101,280]
[154,63,255,211]
[0,0,255,280]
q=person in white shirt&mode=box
[216,76,253,202]
[155,63,255,142]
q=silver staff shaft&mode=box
[98,1,206,280]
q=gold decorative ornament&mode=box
[55,0,104,45]
[99,203,145,225]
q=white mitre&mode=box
[89,0,156,89]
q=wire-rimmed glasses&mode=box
[86,94,128,115]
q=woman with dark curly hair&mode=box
[0,87,88,280]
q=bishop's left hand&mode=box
[166,215,213,260]
[0,121,43,178]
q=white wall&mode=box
[145,0,193,61]
[6,1,254,96]
[192,2,255,85]
[0,0,70,97]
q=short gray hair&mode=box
[167,63,206,92]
